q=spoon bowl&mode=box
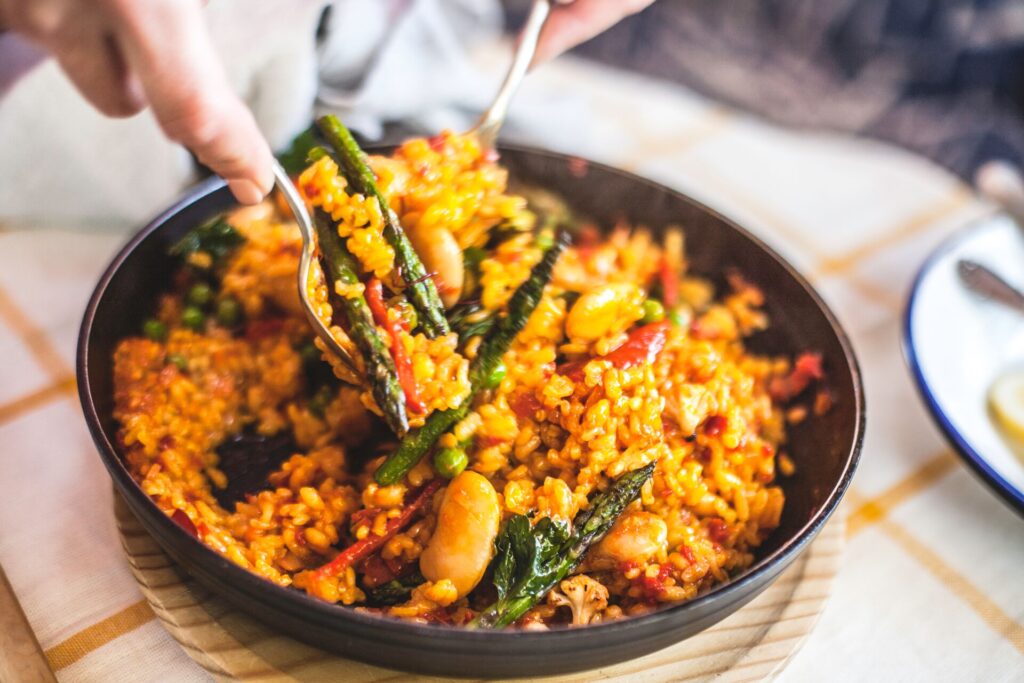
[271,160,360,374]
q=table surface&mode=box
[1,55,1022,682]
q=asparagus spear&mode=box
[373,231,570,485]
[313,205,409,436]
[373,404,469,486]
[470,230,572,388]
[470,462,656,629]
[315,115,450,338]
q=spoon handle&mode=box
[957,259,1024,315]
[474,0,553,148]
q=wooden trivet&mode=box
[115,496,843,682]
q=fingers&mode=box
[53,26,146,118]
[6,0,144,117]
[534,0,654,64]
[110,0,273,203]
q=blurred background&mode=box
[4,0,1024,227]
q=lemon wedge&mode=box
[989,370,1024,442]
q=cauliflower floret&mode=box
[547,575,609,626]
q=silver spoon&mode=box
[271,160,360,375]
[471,0,554,148]
[275,1,554,373]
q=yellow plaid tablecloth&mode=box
[1,57,1022,682]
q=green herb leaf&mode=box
[363,571,426,606]
[169,218,245,262]
[277,125,320,176]
[470,462,654,629]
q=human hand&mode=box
[535,0,655,64]
[0,0,273,204]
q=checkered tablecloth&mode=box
[1,55,1022,682]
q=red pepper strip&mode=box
[428,133,447,152]
[171,509,198,538]
[658,256,679,308]
[707,517,730,544]
[360,553,418,588]
[349,506,382,531]
[768,352,824,402]
[557,321,671,382]
[313,478,442,581]
[703,415,727,436]
[244,317,286,341]
[509,392,543,420]
[360,554,397,588]
[422,608,454,625]
[365,278,426,413]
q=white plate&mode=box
[904,212,1024,514]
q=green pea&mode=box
[216,297,242,327]
[167,353,188,372]
[394,299,418,331]
[484,360,507,389]
[308,385,333,418]
[299,341,321,365]
[186,282,213,308]
[641,298,666,324]
[667,307,692,327]
[433,446,468,479]
[535,231,555,251]
[142,318,168,342]
[181,305,205,331]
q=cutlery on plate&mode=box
[957,259,1024,314]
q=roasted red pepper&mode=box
[703,415,727,436]
[360,553,418,589]
[428,133,447,153]
[365,278,426,413]
[658,257,679,308]
[557,321,671,382]
[678,544,696,565]
[422,608,455,624]
[312,479,442,581]
[509,392,543,420]
[768,352,824,402]
[707,517,730,544]
[348,506,382,532]
[244,317,286,341]
[637,563,673,602]
[171,509,198,537]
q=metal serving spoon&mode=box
[471,0,554,148]
[275,0,555,372]
[272,160,360,374]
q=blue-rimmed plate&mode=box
[904,212,1024,515]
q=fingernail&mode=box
[258,163,274,196]
[228,179,264,205]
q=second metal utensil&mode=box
[957,259,1024,315]
[275,0,554,372]
[470,0,553,149]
